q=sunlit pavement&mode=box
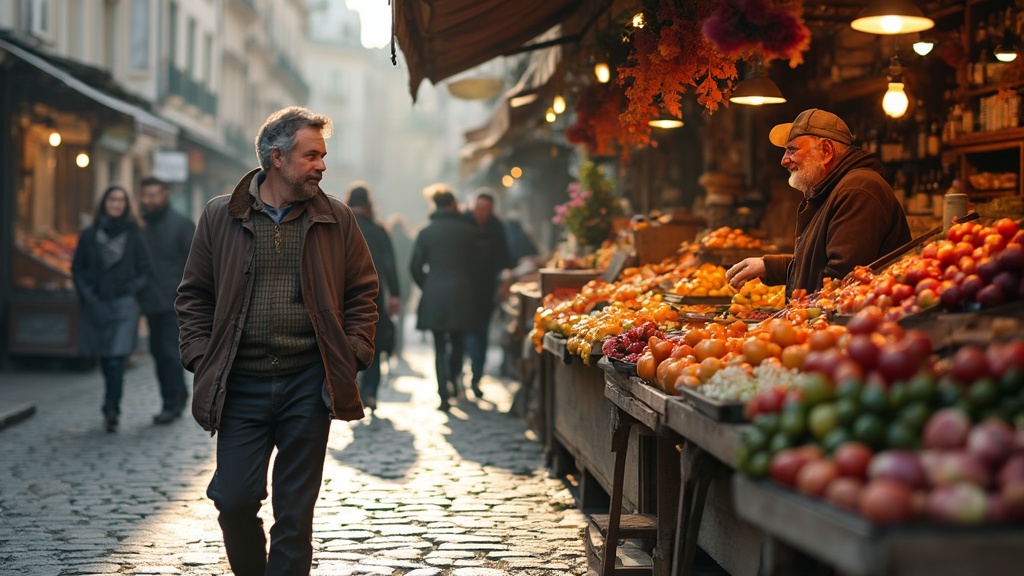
[0,324,589,575]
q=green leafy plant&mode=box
[552,161,623,249]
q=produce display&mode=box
[15,229,77,277]
[699,226,762,250]
[532,218,1024,531]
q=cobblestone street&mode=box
[0,332,590,575]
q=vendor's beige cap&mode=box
[769,108,854,147]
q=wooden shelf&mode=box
[944,127,1024,149]
[964,80,1024,98]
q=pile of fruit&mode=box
[671,263,735,297]
[699,227,762,250]
[735,302,1024,524]
[601,321,666,363]
[730,278,785,309]
[831,218,1024,319]
[15,230,77,276]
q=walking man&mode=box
[463,190,513,398]
[138,175,195,424]
[176,107,379,575]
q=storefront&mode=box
[0,36,178,364]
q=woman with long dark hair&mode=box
[72,185,152,432]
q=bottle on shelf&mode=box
[927,122,941,157]
[942,179,968,234]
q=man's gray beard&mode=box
[292,181,319,201]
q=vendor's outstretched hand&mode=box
[726,257,765,289]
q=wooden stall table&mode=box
[733,474,1024,576]
[664,388,763,576]
[542,332,638,512]
[593,359,681,576]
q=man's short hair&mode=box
[255,106,333,170]
[140,175,167,190]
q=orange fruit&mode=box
[742,337,771,366]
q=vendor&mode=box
[726,108,911,295]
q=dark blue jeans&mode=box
[465,303,496,385]
[99,356,125,418]
[207,362,331,576]
[432,330,464,401]
[147,310,188,413]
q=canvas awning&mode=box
[394,0,605,100]
[0,37,179,140]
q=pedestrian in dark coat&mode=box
[463,190,513,398]
[345,182,400,414]
[137,175,195,424]
[72,185,152,433]
[410,185,480,411]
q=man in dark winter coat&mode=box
[463,190,513,399]
[411,186,480,411]
[727,108,911,295]
[345,182,400,414]
[138,175,195,424]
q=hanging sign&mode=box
[152,150,189,182]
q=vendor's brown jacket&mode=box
[175,168,379,432]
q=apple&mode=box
[860,478,916,524]
[968,419,1016,467]
[923,408,972,450]
[952,346,988,383]
[927,483,987,524]
[868,450,928,489]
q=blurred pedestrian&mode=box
[504,212,540,266]
[463,190,513,399]
[72,185,152,433]
[137,175,195,424]
[345,182,400,414]
[176,106,379,575]
[386,213,415,368]
[410,185,480,411]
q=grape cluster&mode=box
[602,321,664,362]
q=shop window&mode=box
[130,0,151,71]
[26,0,51,39]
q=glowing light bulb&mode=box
[76,152,90,168]
[882,82,909,118]
[912,41,934,56]
[510,166,523,179]
[48,131,61,147]
[553,95,566,114]
[594,62,610,84]
[995,49,1018,63]
[545,108,556,123]
[501,175,514,188]
[632,13,645,28]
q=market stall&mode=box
[525,210,1024,576]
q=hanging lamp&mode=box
[882,54,909,118]
[730,56,786,105]
[851,0,934,35]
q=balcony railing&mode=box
[165,61,218,116]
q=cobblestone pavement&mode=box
[0,334,590,575]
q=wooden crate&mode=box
[539,268,600,296]
[634,223,701,265]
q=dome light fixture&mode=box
[648,114,684,129]
[729,56,786,105]
[851,0,934,35]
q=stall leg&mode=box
[672,443,714,576]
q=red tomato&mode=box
[833,442,874,479]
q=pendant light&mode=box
[594,61,611,84]
[912,41,934,56]
[882,54,909,118]
[851,0,934,35]
[729,56,786,105]
[994,10,1019,63]
[648,115,684,129]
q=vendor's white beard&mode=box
[788,162,827,196]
